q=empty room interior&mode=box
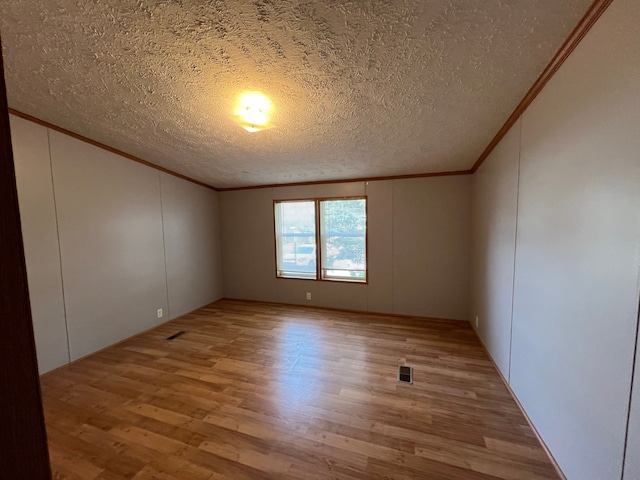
[1,0,639,479]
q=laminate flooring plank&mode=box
[40,299,559,479]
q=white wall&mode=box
[470,0,640,478]
[220,176,471,320]
[11,115,224,373]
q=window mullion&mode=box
[316,200,321,280]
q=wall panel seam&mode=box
[46,128,71,364]
[621,266,640,479]
[390,180,395,314]
[507,117,523,384]
[158,173,171,320]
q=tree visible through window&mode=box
[275,198,367,283]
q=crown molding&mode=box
[8,0,613,190]
[470,0,614,173]
[7,108,218,191]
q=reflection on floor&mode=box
[40,298,559,479]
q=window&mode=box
[275,197,367,283]
[274,201,317,279]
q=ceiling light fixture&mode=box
[234,92,274,133]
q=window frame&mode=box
[274,196,368,284]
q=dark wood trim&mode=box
[470,0,614,173]
[0,37,52,479]
[9,109,472,192]
[219,169,472,192]
[7,0,612,192]
[212,0,613,194]
[472,327,568,480]
[8,108,218,191]
[10,109,472,192]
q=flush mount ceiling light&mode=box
[234,92,275,133]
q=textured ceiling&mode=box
[1,0,593,188]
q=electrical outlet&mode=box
[157,308,163,319]
[475,315,479,328]
[306,292,311,300]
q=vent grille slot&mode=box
[166,331,186,341]
[398,365,413,384]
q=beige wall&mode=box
[10,115,224,373]
[469,119,520,378]
[470,0,640,478]
[12,2,640,475]
[12,116,69,371]
[626,318,640,479]
[49,129,169,360]
[161,172,223,319]
[220,176,471,320]
[392,177,471,319]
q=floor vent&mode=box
[398,365,413,384]
[166,331,186,341]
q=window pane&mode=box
[320,199,366,282]
[275,201,317,279]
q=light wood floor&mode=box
[40,299,559,480]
